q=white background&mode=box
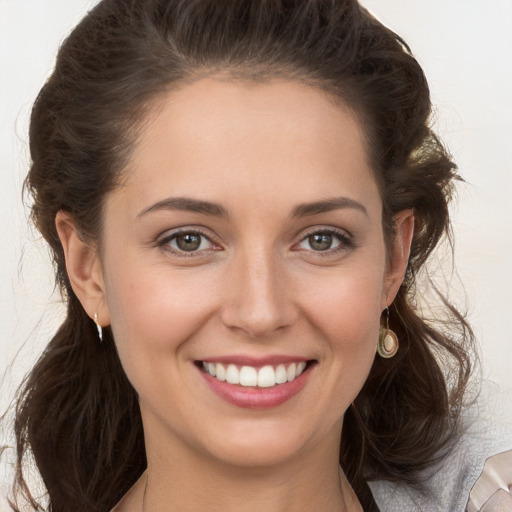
[1,0,511,508]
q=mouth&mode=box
[195,358,316,409]
[198,360,310,388]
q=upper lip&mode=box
[197,355,312,367]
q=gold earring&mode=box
[93,312,103,343]
[377,308,398,358]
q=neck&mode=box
[137,429,361,512]
[141,464,359,512]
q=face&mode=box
[70,78,412,469]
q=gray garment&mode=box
[369,418,512,512]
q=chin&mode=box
[209,438,307,469]
[194,415,334,470]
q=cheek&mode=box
[103,259,219,366]
[299,263,384,345]
[288,263,384,429]
[296,261,384,396]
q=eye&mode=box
[302,233,338,251]
[159,229,216,254]
[296,228,352,253]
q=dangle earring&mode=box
[93,312,103,343]
[377,307,398,358]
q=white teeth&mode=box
[257,365,276,388]
[240,366,258,386]
[287,363,297,382]
[275,364,288,384]
[225,364,240,385]
[215,363,226,381]
[202,361,309,388]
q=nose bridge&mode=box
[221,242,294,338]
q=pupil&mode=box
[310,233,332,251]
[177,233,201,251]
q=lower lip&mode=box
[199,365,312,409]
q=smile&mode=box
[201,361,307,388]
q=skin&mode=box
[57,78,414,511]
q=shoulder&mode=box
[369,415,512,512]
[467,450,512,512]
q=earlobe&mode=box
[383,209,415,307]
[55,211,109,325]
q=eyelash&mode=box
[157,228,219,257]
[293,227,354,257]
[157,226,354,258]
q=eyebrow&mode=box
[291,197,368,218]
[137,197,229,219]
[136,195,367,220]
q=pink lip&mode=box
[200,355,310,368]
[198,362,313,409]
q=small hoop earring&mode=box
[93,312,103,343]
[377,307,398,358]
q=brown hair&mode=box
[8,0,474,510]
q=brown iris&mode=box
[176,233,202,251]
[308,233,333,251]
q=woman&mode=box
[6,0,511,511]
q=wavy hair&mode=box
[7,0,474,510]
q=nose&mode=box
[220,248,297,339]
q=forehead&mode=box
[117,78,380,217]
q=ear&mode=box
[55,211,110,326]
[382,209,415,308]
